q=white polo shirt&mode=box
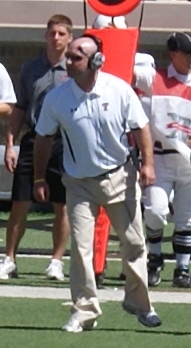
[0,63,16,103]
[36,71,148,178]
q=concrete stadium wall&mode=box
[0,40,168,86]
[0,38,169,144]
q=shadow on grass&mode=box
[0,217,54,233]
[0,326,190,336]
[97,328,191,335]
[0,325,61,331]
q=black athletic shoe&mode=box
[173,265,191,288]
[122,302,162,327]
[95,272,105,289]
[147,253,164,287]
[119,272,126,281]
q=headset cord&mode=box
[138,0,145,32]
[83,0,88,30]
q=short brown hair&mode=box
[47,14,73,33]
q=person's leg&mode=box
[172,167,191,288]
[6,200,31,260]
[106,199,151,312]
[45,170,70,280]
[51,203,70,260]
[0,200,31,279]
[143,155,174,286]
[45,202,70,281]
[144,185,170,286]
[62,175,102,331]
[104,161,161,327]
[0,134,33,279]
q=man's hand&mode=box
[33,180,50,202]
[186,136,191,148]
[132,124,155,187]
[139,164,155,188]
[4,146,18,172]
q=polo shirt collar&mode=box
[167,63,191,83]
[53,58,67,71]
[71,71,104,101]
[42,52,67,70]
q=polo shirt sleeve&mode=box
[35,91,59,137]
[126,85,149,130]
[0,63,16,103]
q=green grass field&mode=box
[0,211,175,256]
[0,211,185,291]
[0,298,191,348]
[0,212,190,348]
[0,257,184,291]
[0,211,177,290]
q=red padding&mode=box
[85,28,139,83]
[93,207,110,274]
[87,0,141,16]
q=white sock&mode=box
[176,254,190,268]
[147,242,161,255]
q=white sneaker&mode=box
[0,256,17,280]
[62,317,83,333]
[46,259,64,281]
[62,316,97,333]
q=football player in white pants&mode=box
[141,32,191,288]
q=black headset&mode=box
[80,34,105,70]
[167,33,180,51]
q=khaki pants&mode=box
[63,160,152,324]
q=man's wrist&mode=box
[5,142,14,149]
[34,178,45,184]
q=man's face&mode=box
[65,50,88,78]
[170,50,191,75]
[45,23,72,53]
[65,39,96,78]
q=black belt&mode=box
[153,141,179,155]
[99,156,130,178]
[154,149,179,155]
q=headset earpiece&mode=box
[88,51,105,70]
[81,34,105,70]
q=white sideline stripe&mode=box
[0,254,177,263]
[0,286,190,303]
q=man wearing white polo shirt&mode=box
[0,63,16,115]
[92,14,156,282]
[33,35,161,332]
[0,62,16,204]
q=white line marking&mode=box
[0,285,189,303]
[0,254,178,262]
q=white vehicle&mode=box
[0,145,19,201]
